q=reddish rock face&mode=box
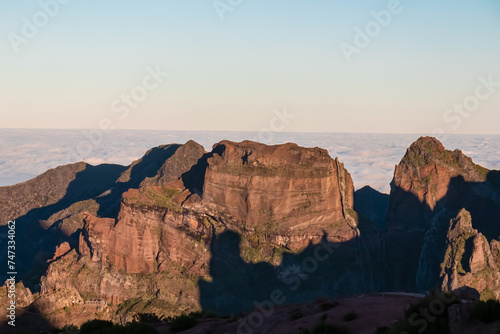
[440,209,500,296]
[78,186,213,275]
[48,242,72,262]
[9,136,500,329]
[27,140,362,326]
[77,141,357,275]
[140,140,206,187]
[385,137,498,292]
[203,141,355,243]
[388,137,488,232]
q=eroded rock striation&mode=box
[2,136,499,330]
[25,140,368,325]
[203,140,357,248]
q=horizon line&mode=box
[1,128,500,137]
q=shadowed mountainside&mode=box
[1,140,377,328]
[0,141,206,288]
[384,137,500,293]
[0,137,499,331]
[354,186,390,230]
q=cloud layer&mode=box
[0,129,498,194]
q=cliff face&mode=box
[439,209,500,297]
[387,137,488,232]
[26,140,368,325]
[79,186,212,276]
[203,140,356,249]
[6,136,499,329]
[385,137,500,292]
[76,139,358,277]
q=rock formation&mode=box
[440,209,500,297]
[385,136,500,292]
[0,162,93,225]
[25,140,369,325]
[202,140,357,248]
[1,136,499,330]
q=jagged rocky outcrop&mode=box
[0,140,208,325]
[116,140,206,188]
[385,136,500,292]
[2,136,499,330]
[387,137,489,231]
[0,162,126,286]
[27,140,372,325]
[440,209,500,297]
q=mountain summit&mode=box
[1,137,499,331]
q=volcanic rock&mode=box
[385,137,499,292]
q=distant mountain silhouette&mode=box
[354,186,389,229]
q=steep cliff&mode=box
[388,137,488,231]
[7,136,499,329]
[385,137,500,292]
[203,140,357,249]
[28,140,369,325]
[439,209,500,298]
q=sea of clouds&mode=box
[0,129,499,194]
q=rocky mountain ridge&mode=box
[386,136,500,292]
[1,136,499,330]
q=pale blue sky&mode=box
[1,0,499,134]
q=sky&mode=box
[0,0,499,134]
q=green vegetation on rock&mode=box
[144,186,182,209]
[440,230,475,276]
[401,137,489,181]
[480,288,496,302]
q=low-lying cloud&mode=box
[1,129,499,194]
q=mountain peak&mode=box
[400,136,488,181]
[402,136,449,167]
[411,136,446,152]
[211,140,332,170]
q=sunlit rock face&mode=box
[203,140,357,249]
[385,136,500,292]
